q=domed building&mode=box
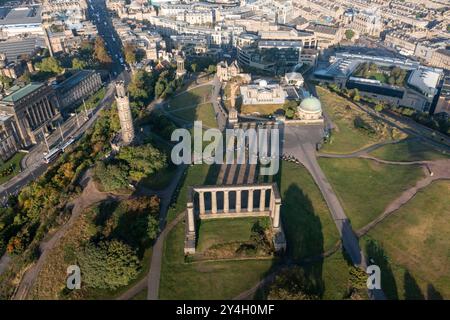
[297,96,322,120]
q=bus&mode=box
[43,148,62,163]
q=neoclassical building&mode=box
[0,82,61,149]
[296,96,323,121]
[55,70,102,111]
[240,80,286,105]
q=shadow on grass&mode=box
[365,238,398,300]
[404,270,425,300]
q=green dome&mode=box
[299,97,322,113]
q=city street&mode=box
[0,0,131,204]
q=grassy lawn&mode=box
[169,85,212,109]
[159,221,277,300]
[362,180,450,299]
[317,86,403,154]
[276,161,340,260]
[241,104,284,115]
[170,102,217,128]
[196,217,268,253]
[166,163,221,223]
[0,152,25,184]
[370,139,449,162]
[318,158,425,230]
[166,85,217,128]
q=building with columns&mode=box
[115,81,135,145]
[185,183,286,254]
[0,82,61,149]
[55,70,102,111]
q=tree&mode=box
[123,43,136,65]
[78,240,140,290]
[116,145,167,182]
[190,63,198,73]
[72,58,88,70]
[268,267,320,300]
[147,214,159,241]
[374,103,384,112]
[154,80,166,98]
[128,70,155,105]
[0,75,13,90]
[36,57,63,74]
[94,36,112,65]
[94,162,129,191]
[345,29,355,41]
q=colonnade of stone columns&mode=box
[185,183,284,255]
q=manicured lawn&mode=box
[277,161,340,260]
[166,163,221,222]
[166,85,217,128]
[362,180,450,299]
[170,102,217,128]
[159,221,277,300]
[169,85,212,109]
[0,152,25,184]
[196,217,268,253]
[318,158,424,230]
[241,104,284,115]
[370,139,449,162]
[316,86,402,154]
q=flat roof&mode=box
[2,82,44,103]
[57,70,96,92]
[0,6,42,26]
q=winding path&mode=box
[13,171,128,300]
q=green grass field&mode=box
[169,85,212,109]
[277,161,340,260]
[362,180,450,299]
[317,86,401,154]
[139,164,177,190]
[196,217,268,253]
[170,102,217,128]
[166,85,217,128]
[318,158,424,230]
[370,139,449,162]
[241,104,284,115]
[166,163,221,222]
[0,152,25,184]
[159,221,276,299]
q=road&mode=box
[0,0,131,205]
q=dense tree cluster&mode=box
[267,267,320,300]
[94,36,112,66]
[94,144,167,191]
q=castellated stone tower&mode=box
[115,81,135,145]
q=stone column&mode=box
[269,190,275,218]
[248,189,254,212]
[211,191,217,214]
[236,190,241,213]
[259,188,266,212]
[199,191,205,215]
[30,107,39,125]
[187,204,195,233]
[223,191,229,213]
[273,201,281,229]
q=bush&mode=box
[78,240,140,290]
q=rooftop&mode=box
[0,6,42,26]
[1,83,44,103]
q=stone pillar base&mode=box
[272,226,287,253]
[184,210,196,255]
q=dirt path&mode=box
[357,159,450,237]
[13,171,128,300]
